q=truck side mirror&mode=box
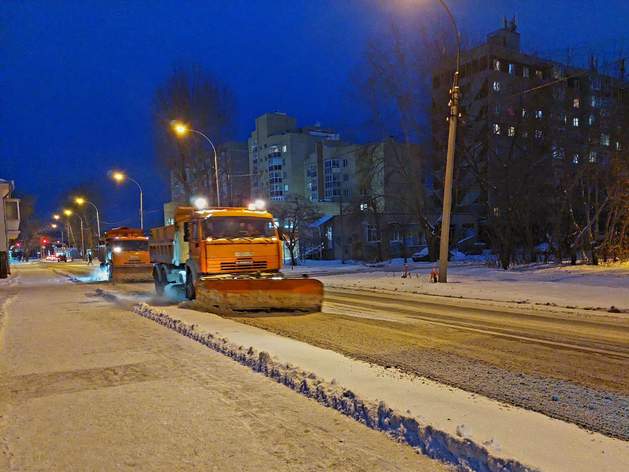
[183,222,190,242]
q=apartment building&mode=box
[1,178,21,277]
[431,19,628,239]
[248,112,340,201]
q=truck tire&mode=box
[185,268,196,300]
[153,269,165,296]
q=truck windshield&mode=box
[201,217,276,239]
[112,240,149,252]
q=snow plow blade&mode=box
[194,277,324,313]
[110,266,153,283]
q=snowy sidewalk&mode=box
[135,302,629,472]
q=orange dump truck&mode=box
[98,227,152,282]
[149,206,323,313]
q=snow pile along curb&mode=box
[132,302,536,472]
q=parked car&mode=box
[45,254,59,262]
[411,248,456,262]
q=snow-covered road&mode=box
[0,264,447,471]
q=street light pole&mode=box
[174,124,220,207]
[76,198,101,237]
[65,210,85,260]
[437,0,461,283]
[113,173,144,230]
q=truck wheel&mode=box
[154,270,165,296]
[185,269,196,300]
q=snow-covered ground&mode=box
[6,258,629,471]
[288,257,629,312]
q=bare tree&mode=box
[152,64,237,204]
[268,195,321,267]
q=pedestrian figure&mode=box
[87,253,93,265]
[430,267,439,283]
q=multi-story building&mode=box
[248,112,340,202]
[431,19,628,243]
[1,178,21,277]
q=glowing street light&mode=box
[173,122,220,206]
[75,197,101,237]
[53,214,71,247]
[64,210,85,260]
[112,172,144,230]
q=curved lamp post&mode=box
[75,198,101,237]
[53,214,72,247]
[64,210,85,260]
[173,123,220,207]
[437,0,461,283]
[113,172,144,230]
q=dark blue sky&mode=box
[2,0,628,230]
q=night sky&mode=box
[2,0,628,230]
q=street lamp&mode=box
[437,0,461,283]
[64,210,85,260]
[173,122,220,207]
[112,172,144,230]
[75,198,101,237]
[53,214,72,247]
[51,224,63,245]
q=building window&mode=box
[284,184,289,191]
[493,103,500,114]
[535,70,543,79]
[573,98,580,108]
[342,158,349,167]
[589,115,595,125]
[324,174,341,197]
[616,142,622,151]
[508,63,515,74]
[535,130,542,139]
[535,110,542,119]
[493,59,500,71]
[493,81,501,92]
[252,140,257,151]
[390,229,402,243]
[573,154,579,164]
[367,224,378,242]
[343,189,350,197]
[324,159,341,173]
[493,123,501,135]
[508,126,515,137]
[573,117,579,127]
[343,174,349,182]
[522,108,527,117]
[589,151,597,163]
[359,203,368,211]
[601,134,610,146]
[523,67,530,78]
[282,145,287,153]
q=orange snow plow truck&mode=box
[98,227,152,282]
[149,206,323,313]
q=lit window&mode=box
[523,67,530,78]
[360,203,368,211]
[573,98,580,108]
[573,118,579,127]
[601,134,610,146]
[282,145,287,153]
[522,109,527,117]
[493,59,501,71]
[535,130,542,138]
[493,81,501,92]
[536,70,543,79]
[616,142,622,151]
[509,64,515,74]
[535,110,542,119]
[493,124,501,135]
[589,152,597,163]
[508,126,515,137]
[589,115,595,125]
[573,154,579,164]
